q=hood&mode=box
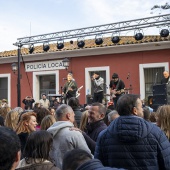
[47,121,74,137]
[108,116,153,143]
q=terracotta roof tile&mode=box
[0,35,169,58]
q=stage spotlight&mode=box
[43,43,50,52]
[77,40,85,48]
[111,36,120,44]
[29,44,34,54]
[160,29,169,37]
[134,33,144,41]
[95,37,103,45]
[57,41,64,49]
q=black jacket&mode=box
[76,159,125,170]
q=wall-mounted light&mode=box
[160,29,169,37]
[62,58,70,70]
[11,63,18,74]
[43,43,50,52]
[29,44,34,54]
[95,35,103,45]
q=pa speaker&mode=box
[153,84,170,95]
[152,95,167,105]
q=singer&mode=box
[109,73,125,107]
[62,73,77,104]
[91,71,104,103]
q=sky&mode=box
[0,0,169,52]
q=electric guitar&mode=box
[110,89,124,99]
[76,85,83,98]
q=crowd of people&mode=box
[0,71,170,170]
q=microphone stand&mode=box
[127,73,133,94]
[154,72,158,85]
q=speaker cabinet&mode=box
[152,95,167,105]
[153,84,170,95]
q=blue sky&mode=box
[0,0,168,52]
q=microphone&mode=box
[127,73,130,79]
[63,78,67,80]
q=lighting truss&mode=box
[14,13,170,46]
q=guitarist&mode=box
[62,73,77,104]
[109,73,125,107]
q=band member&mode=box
[92,71,104,103]
[161,70,170,84]
[109,73,125,107]
[62,73,77,104]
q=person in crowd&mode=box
[0,106,11,120]
[16,130,60,170]
[81,102,107,154]
[0,126,21,170]
[33,102,41,109]
[161,70,170,84]
[16,112,37,156]
[39,94,50,109]
[13,107,24,116]
[156,105,170,141]
[107,110,119,125]
[1,98,8,107]
[0,115,4,126]
[62,149,125,170]
[68,97,83,127]
[47,104,91,169]
[5,110,20,130]
[109,73,125,107]
[91,71,104,103]
[149,112,157,124]
[50,96,56,107]
[41,115,56,130]
[143,106,150,122]
[79,110,89,132]
[34,107,51,130]
[62,73,77,104]
[94,94,170,169]
[103,109,112,126]
[49,107,56,116]
[22,96,35,110]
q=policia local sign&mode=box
[25,60,65,72]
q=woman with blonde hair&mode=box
[79,110,89,132]
[156,105,170,141]
[5,110,19,130]
[41,115,56,130]
[16,111,37,156]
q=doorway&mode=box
[33,71,59,103]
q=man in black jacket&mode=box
[109,73,125,107]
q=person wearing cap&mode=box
[109,73,125,107]
[91,71,104,103]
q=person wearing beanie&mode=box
[91,71,104,103]
[109,73,125,107]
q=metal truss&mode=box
[14,13,170,46]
